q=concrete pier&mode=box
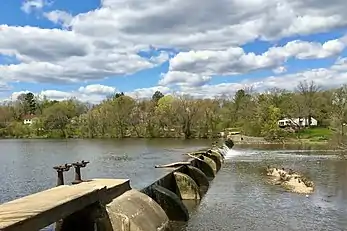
[0,145,227,231]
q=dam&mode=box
[0,141,232,231]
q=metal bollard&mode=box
[53,164,72,186]
[72,160,90,184]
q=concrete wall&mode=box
[140,148,225,223]
[105,189,169,231]
[84,147,225,230]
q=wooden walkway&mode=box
[0,179,130,231]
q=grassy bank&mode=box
[230,127,341,147]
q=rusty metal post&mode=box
[53,164,72,186]
[72,160,90,184]
[53,164,72,231]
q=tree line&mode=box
[0,81,346,144]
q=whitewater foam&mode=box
[224,149,244,159]
[222,147,339,161]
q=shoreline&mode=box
[0,136,341,147]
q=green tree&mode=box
[152,91,164,103]
[331,85,347,144]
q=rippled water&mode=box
[0,139,208,203]
[1,139,347,231]
[173,147,347,231]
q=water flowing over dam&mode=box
[0,141,232,231]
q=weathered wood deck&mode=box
[0,179,130,231]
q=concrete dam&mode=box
[0,140,233,231]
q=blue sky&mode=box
[0,0,347,102]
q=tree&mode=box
[152,91,164,102]
[296,80,320,127]
[114,92,125,99]
[173,95,201,139]
[196,99,221,138]
[43,103,70,137]
[15,92,37,117]
[108,95,135,138]
[331,85,347,144]
[1,83,346,141]
[24,92,36,114]
[42,100,86,138]
[156,95,176,135]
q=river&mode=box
[1,139,347,231]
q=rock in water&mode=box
[266,166,314,194]
[224,139,234,149]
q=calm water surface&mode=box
[1,139,347,231]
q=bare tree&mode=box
[173,95,201,139]
[332,85,347,144]
[296,80,320,127]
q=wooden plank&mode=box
[0,179,130,231]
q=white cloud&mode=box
[126,86,171,99]
[71,0,347,50]
[273,66,287,74]
[8,85,115,104]
[177,67,347,98]
[1,0,347,94]
[4,60,347,104]
[9,90,31,101]
[6,85,170,103]
[160,36,347,86]
[44,10,73,28]
[0,25,169,84]
[39,90,73,100]
[0,25,91,63]
[78,84,116,95]
[21,0,49,14]
[159,71,211,87]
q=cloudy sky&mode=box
[1,0,347,102]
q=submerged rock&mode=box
[266,166,314,194]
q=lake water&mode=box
[1,139,347,231]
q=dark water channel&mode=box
[1,139,347,231]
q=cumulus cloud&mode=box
[160,36,347,86]
[78,84,116,95]
[159,71,211,86]
[44,10,73,28]
[7,84,116,103]
[5,85,170,103]
[1,0,347,95]
[0,24,169,84]
[126,86,171,99]
[177,66,347,98]
[71,0,347,50]
[5,60,347,104]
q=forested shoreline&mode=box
[0,81,346,145]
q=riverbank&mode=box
[230,134,329,145]
[1,135,344,151]
[0,134,330,143]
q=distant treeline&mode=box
[0,81,346,144]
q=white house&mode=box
[293,117,318,127]
[23,115,36,125]
[278,118,293,127]
[278,117,318,128]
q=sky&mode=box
[1,0,347,103]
